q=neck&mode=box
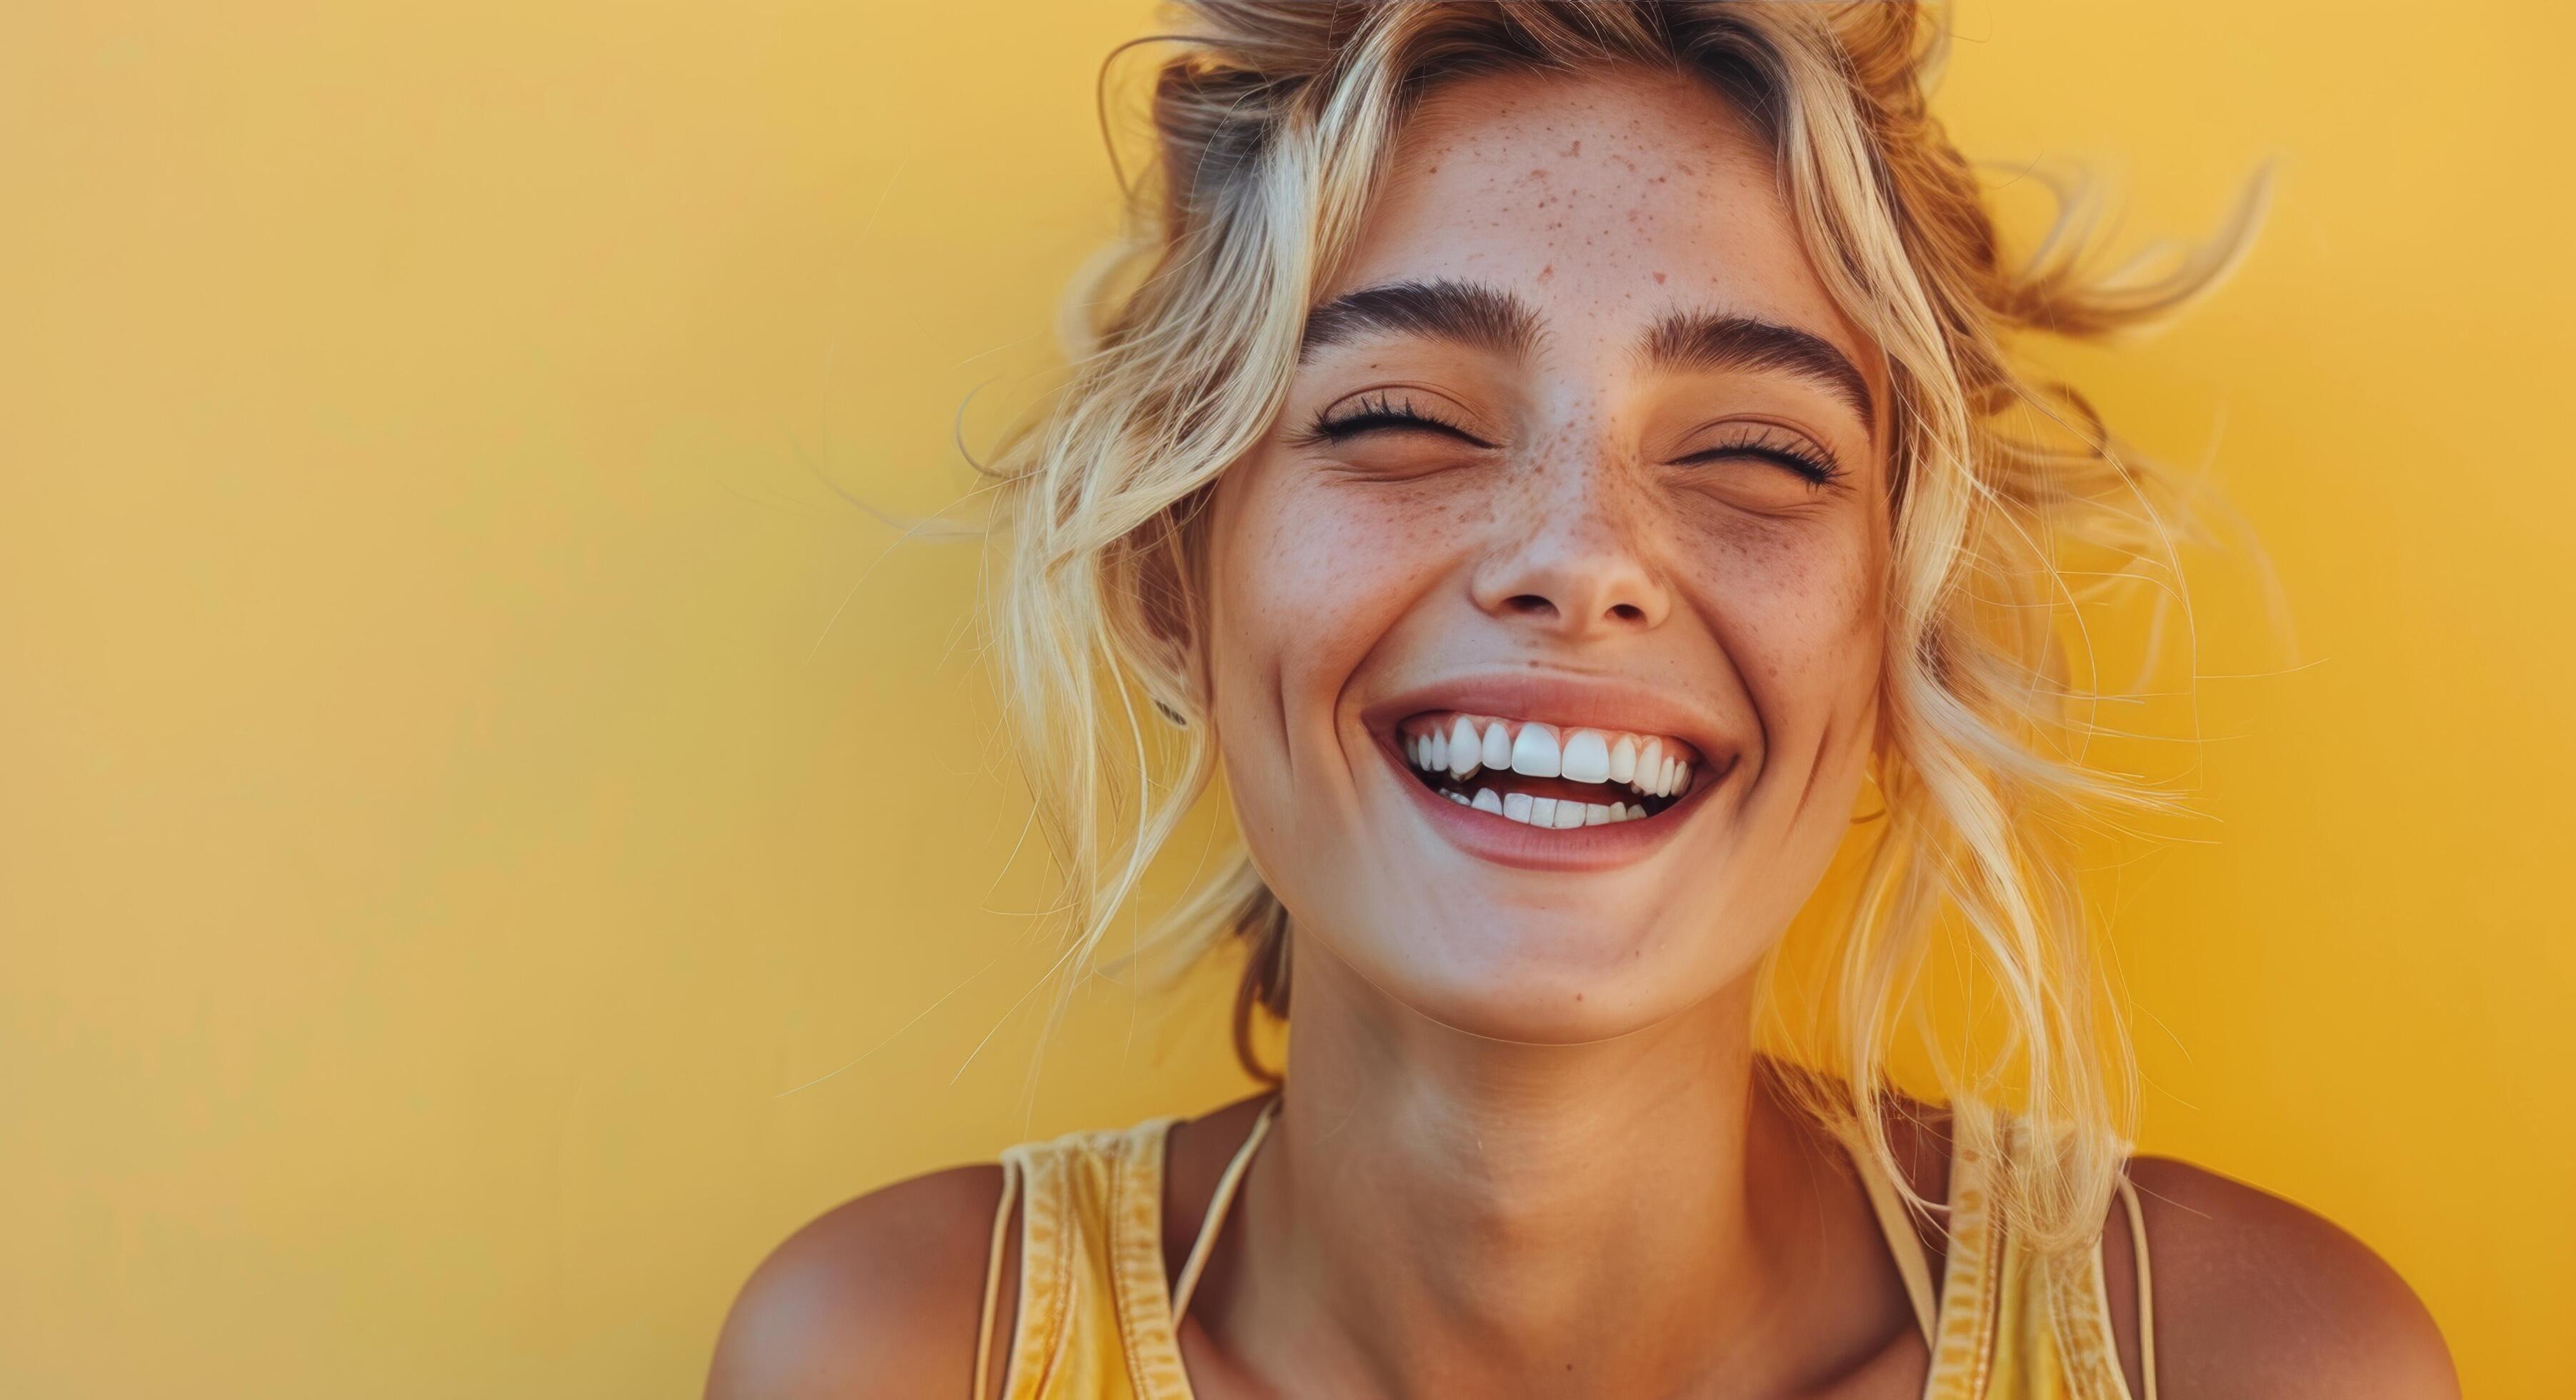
[1204,940,1904,1397]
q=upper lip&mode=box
[1358,671,1739,768]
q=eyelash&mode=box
[1674,423,1846,486]
[1297,395,1845,489]
[1294,391,1492,449]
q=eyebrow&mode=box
[1641,308,1876,434]
[1298,279,1541,361]
[1300,278,1875,434]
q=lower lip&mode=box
[1379,735,1722,872]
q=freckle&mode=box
[1560,139,1581,157]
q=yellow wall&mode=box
[3,2,2567,1394]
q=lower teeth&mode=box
[1442,788,1649,826]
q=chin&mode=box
[1342,886,1760,1046]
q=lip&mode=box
[1361,672,1739,873]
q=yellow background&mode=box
[4,1,2568,1394]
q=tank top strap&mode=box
[1921,1099,2007,1399]
[2115,1176,2160,1400]
[1846,1129,1941,1344]
[1922,1103,2149,1400]
[979,1117,1195,1400]
[1172,1095,1279,1321]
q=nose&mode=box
[1468,469,1672,641]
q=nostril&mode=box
[1609,602,1645,624]
[1504,594,1557,618]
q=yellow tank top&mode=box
[974,1099,2159,1399]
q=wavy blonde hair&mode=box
[982,0,2258,1256]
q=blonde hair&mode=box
[984,1,2259,1257]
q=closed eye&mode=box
[1293,390,1497,449]
[1673,424,1845,486]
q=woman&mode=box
[711,4,2453,1396]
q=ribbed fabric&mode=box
[987,1119,1196,1399]
[1909,1103,2151,1400]
[977,1100,2154,1399]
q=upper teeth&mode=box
[1402,714,1699,800]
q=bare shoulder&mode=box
[705,1164,1006,1400]
[2125,1156,2456,1400]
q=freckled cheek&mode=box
[1208,476,1465,836]
[1219,479,1465,689]
[1669,515,1884,704]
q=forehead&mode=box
[1327,65,1859,363]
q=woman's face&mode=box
[1206,66,1891,1044]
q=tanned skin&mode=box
[708,66,2455,1400]
[712,1093,2452,1399]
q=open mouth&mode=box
[1393,711,1704,829]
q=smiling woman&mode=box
[708,4,2454,1398]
